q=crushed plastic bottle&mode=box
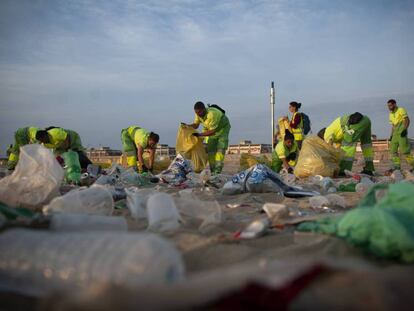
[147,193,181,232]
[43,185,114,216]
[309,194,346,209]
[0,229,185,296]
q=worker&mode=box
[186,101,231,175]
[7,126,39,170]
[323,112,375,176]
[387,99,414,172]
[283,102,304,148]
[36,127,92,169]
[120,126,159,173]
[271,130,298,173]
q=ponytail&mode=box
[289,101,301,111]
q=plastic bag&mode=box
[298,182,414,262]
[0,229,185,296]
[158,154,193,185]
[43,185,114,216]
[125,187,155,220]
[0,144,64,209]
[147,193,181,233]
[176,124,208,173]
[294,136,343,178]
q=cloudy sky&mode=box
[0,0,413,154]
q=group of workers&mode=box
[271,99,414,176]
[5,99,413,179]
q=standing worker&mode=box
[271,130,298,173]
[186,101,231,175]
[7,126,39,170]
[284,102,304,148]
[120,126,159,173]
[387,99,414,172]
[322,112,375,176]
[35,127,92,169]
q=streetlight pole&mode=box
[270,81,275,152]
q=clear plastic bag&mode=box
[43,185,114,216]
[0,144,64,209]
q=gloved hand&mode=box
[287,167,294,174]
[180,122,187,126]
[389,134,393,141]
[401,129,408,137]
[192,133,200,137]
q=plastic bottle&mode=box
[0,229,185,296]
[43,185,114,216]
[338,182,357,192]
[50,214,128,232]
[147,193,181,232]
[237,217,271,239]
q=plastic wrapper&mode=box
[294,136,343,178]
[43,185,114,216]
[0,144,64,209]
[0,229,185,296]
[158,154,193,185]
[176,124,208,173]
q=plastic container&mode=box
[0,229,185,296]
[147,193,181,232]
[43,185,114,216]
[62,150,81,184]
[50,214,128,232]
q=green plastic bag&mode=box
[62,151,81,184]
[298,182,414,262]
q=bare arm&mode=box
[137,145,144,167]
[282,158,290,170]
[403,116,410,129]
[198,129,216,137]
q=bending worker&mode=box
[7,126,39,170]
[36,127,92,169]
[321,112,375,176]
[271,130,298,173]
[283,101,304,149]
[387,99,414,172]
[186,101,231,175]
[121,126,159,173]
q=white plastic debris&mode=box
[238,217,271,239]
[0,144,64,209]
[125,187,152,220]
[309,194,346,209]
[0,229,185,296]
[147,193,181,233]
[356,177,375,193]
[43,185,114,216]
[391,170,404,183]
[262,203,289,220]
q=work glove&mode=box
[389,134,393,141]
[401,129,408,137]
[180,122,187,126]
[287,167,294,174]
[192,133,200,137]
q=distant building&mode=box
[227,140,272,155]
[86,146,123,165]
[155,144,176,157]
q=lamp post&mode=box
[270,81,275,152]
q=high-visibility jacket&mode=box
[389,107,408,134]
[324,117,346,145]
[290,112,303,141]
[126,126,149,149]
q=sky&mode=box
[0,0,413,154]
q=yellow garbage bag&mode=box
[176,125,208,173]
[277,117,291,141]
[142,153,171,173]
[240,154,271,170]
[294,135,343,178]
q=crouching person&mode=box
[271,130,298,173]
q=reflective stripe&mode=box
[8,153,18,161]
[343,157,354,162]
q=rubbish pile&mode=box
[1,143,414,309]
